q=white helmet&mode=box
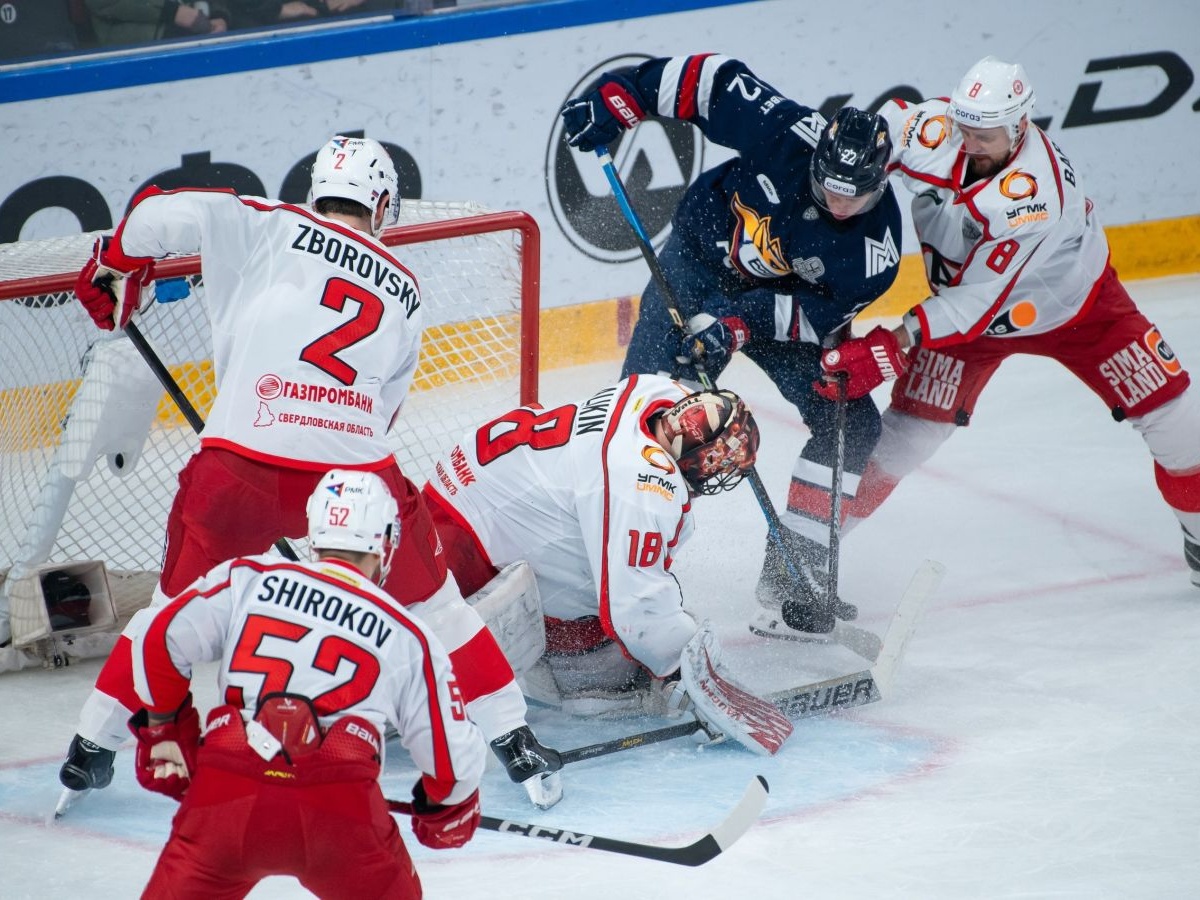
[306,469,401,583]
[307,136,400,237]
[947,56,1036,144]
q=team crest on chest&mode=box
[791,256,825,283]
[729,193,791,278]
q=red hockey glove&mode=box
[74,237,155,331]
[128,694,201,802]
[815,326,909,401]
[561,69,647,153]
[410,779,481,850]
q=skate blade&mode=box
[53,786,90,820]
[523,771,563,810]
[747,617,835,644]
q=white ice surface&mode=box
[2,275,1198,899]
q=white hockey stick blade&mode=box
[831,619,884,663]
[767,559,945,719]
[870,559,945,694]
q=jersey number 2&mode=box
[299,277,385,385]
[226,614,382,715]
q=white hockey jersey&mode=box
[113,189,422,470]
[427,374,698,677]
[130,554,485,805]
[879,98,1111,348]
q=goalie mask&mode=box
[306,469,401,584]
[947,56,1036,147]
[659,390,760,495]
[809,107,891,220]
[308,136,400,238]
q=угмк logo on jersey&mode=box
[546,55,704,263]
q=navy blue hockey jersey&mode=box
[626,54,903,343]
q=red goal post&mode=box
[0,201,539,651]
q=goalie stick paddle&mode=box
[769,559,946,717]
[595,147,843,632]
[388,775,768,866]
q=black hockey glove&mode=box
[560,70,647,152]
[672,314,749,382]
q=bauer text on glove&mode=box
[560,70,648,153]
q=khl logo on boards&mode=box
[545,55,704,264]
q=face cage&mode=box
[678,433,756,496]
[686,466,749,496]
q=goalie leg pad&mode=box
[680,625,794,756]
[465,561,546,676]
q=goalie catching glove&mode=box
[74,236,156,331]
[128,694,202,801]
[560,69,648,153]
[815,325,909,401]
[678,624,793,756]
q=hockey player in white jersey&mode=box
[61,135,558,811]
[422,375,793,757]
[128,469,485,898]
[808,57,1200,597]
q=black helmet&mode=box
[810,107,892,218]
[659,390,760,495]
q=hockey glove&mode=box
[814,325,909,401]
[673,314,749,383]
[560,70,647,153]
[410,779,481,850]
[74,237,156,331]
[128,694,201,802]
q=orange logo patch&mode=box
[999,170,1038,200]
[1145,327,1183,376]
[1009,301,1038,329]
[642,444,676,474]
[917,115,948,149]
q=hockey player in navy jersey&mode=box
[562,54,904,637]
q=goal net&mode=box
[0,201,539,656]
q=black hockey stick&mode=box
[118,286,300,562]
[387,774,768,866]
[560,719,707,765]
[826,375,849,608]
[596,147,849,632]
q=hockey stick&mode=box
[387,774,768,866]
[769,558,945,717]
[596,147,866,650]
[827,376,848,608]
[516,561,939,774]
[120,295,300,562]
[559,719,707,765]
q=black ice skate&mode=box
[1184,529,1200,588]
[750,532,857,640]
[490,725,564,809]
[59,734,115,792]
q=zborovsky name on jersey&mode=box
[288,220,419,317]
